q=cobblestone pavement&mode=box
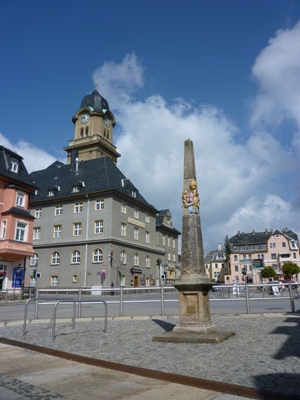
[0,313,300,399]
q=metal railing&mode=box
[23,298,107,341]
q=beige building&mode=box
[204,244,226,282]
[224,228,300,284]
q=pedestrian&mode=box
[110,281,115,296]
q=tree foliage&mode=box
[281,262,300,278]
[260,266,277,279]
[224,234,231,262]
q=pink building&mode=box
[0,146,37,291]
[225,228,300,285]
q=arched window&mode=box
[30,253,39,266]
[93,248,103,263]
[51,251,60,265]
[71,250,81,264]
[85,126,89,136]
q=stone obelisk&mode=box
[153,139,234,343]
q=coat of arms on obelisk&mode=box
[182,179,200,214]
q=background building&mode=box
[26,89,180,288]
[204,243,226,282]
[224,228,300,284]
[0,146,37,291]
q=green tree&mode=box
[260,266,277,280]
[281,262,300,279]
[224,234,231,274]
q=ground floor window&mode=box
[51,275,58,287]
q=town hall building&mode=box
[26,89,180,288]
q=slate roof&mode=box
[0,146,38,190]
[30,156,156,211]
[80,89,110,113]
[204,249,225,263]
[156,209,181,235]
[229,229,299,245]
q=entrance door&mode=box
[134,275,139,287]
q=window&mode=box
[73,222,82,236]
[55,205,63,216]
[173,239,176,249]
[120,250,127,265]
[50,275,58,287]
[294,252,297,258]
[145,214,150,223]
[282,242,286,248]
[74,202,83,213]
[71,250,81,264]
[94,220,104,234]
[134,209,139,219]
[121,223,127,237]
[0,264,7,272]
[95,199,104,210]
[16,191,25,207]
[271,253,277,260]
[15,222,27,241]
[270,243,276,248]
[72,274,78,283]
[33,227,41,240]
[235,265,238,272]
[168,252,171,261]
[93,248,103,263]
[133,253,139,266]
[53,225,62,238]
[30,253,39,266]
[145,256,150,268]
[145,231,150,243]
[35,208,42,218]
[121,203,127,214]
[234,255,238,261]
[1,220,7,239]
[173,254,176,262]
[134,227,139,240]
[10,159,18,172]
[162,235,166,246]
[51,251,60,265]
[167,237,171,247]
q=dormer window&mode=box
[10,158,18,173]
[72,185,80,193]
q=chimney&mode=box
[217,243,222,251]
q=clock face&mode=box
[80,114,90,124]
[104,117,110,127]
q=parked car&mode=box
[279,280,298,290]
[259,281,283,292]
[211,282,221,292]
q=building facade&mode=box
[0,146,37,291]
[26,89,180,288]
[204,243,226,282]
[224,228,300,284]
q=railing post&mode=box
[245,282,250,314]
[35,288,39,319]
[160,284,165,315]
[78,287,82,318]
[120,285,123,316]
[288,282,295,313]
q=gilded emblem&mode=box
[182,179,200,213]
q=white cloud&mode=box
[250,21,300,152]
[0,133,58,172]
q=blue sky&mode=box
[1,0,300,251]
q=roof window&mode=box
[10,158,19,173]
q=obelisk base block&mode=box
[152,287,235,343]
[173,290,216,333]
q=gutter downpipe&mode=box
[84,194,89,287]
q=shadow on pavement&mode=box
[254,315,300,399]
[152,319,175,332]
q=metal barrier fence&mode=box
[23,298,107,341]
[20,282,299,317]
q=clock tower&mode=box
[64,89,121,164]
